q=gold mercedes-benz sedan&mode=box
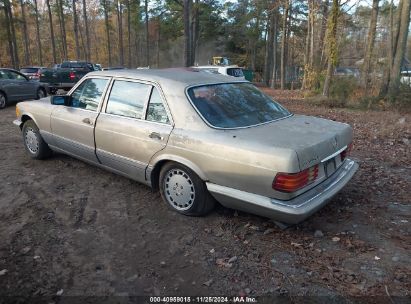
[13,69,358,224]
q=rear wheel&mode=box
[159,162,215,216]
[0,92,7,109]
[22,120,52,159]
[36,88,46,100]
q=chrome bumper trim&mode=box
[13,119,22,127]
[206,159,359,224]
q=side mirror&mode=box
[51,95,70,106]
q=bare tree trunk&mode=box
[183,0,192,67]
[191,0,199,65]
[3,2,16,68]
[144,0,149,66]
[251,2,261,71]
[322,0,339,97]
[19,0,31,66]
[82,0,91,61]
[46,0,57,63]
[117,0,124,66]
[388,0,410,95]
[157,16,160,67]
[319,0,329,68]
[264,2,275,86]
[57,0,68,60]
[280,0,289,90]
[362,0,379,92]
[302,1,311,90]
[7,0,19,68]
[72,0,81,60]
[127,0,131,68]
[79,23,86,58]
[270,9,278,89]
[133,0,141,67]
[33,0,43,65]
[102,0,112,66]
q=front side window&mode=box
[106,80,151,119]
[8,70,26,81]
[187,82,291,129]
[70,78,108,111]
[146,88,170,124]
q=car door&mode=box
[0,70,23,101]
[50,77,111,163]
[95,79,173,183]
[7,70,36,99]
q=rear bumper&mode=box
[206,159,359,224]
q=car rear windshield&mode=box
[226,68,244,77]
[20,68,38,73]
[187,83,291,128]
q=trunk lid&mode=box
[227,114,352,171]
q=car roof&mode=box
[87,68,247,130]
[0,68,18,72]
[87,68,245,87]
[20,66,46,69]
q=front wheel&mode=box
[22,120,52,159]
[159,162,215,216]
[0,92,7,109]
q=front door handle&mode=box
[149,132,163,140]
[82,117,94,126]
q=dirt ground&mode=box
[0,89,410,301]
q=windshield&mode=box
[187,83,291,128]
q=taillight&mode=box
[272,165,319,193]
[69,71,76,80]
[341,143,353,161]
[34,72,40,79]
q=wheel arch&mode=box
[148,155,208,191]
[20,113,38,130]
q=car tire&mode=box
[159,162,215,216]
[0,92,7,109]
[22,120,52,160]
[36,88,46,100]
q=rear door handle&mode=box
[149,132,163,140]
[82,117,94,126]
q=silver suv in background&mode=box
[20,67,47,81]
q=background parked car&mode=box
[40,61,95,94]
[0,68,47,109]
[20,66,47,81]
[400,70,411,86]
[102,66,127,71]
[334,67,361,78]
[193,65,246,80]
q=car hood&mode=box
[226,114,353,171]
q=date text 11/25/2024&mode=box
[149,296,257,303]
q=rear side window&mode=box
[106,80,151,119]
[146,88,170,124]
[227,68,244,77]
